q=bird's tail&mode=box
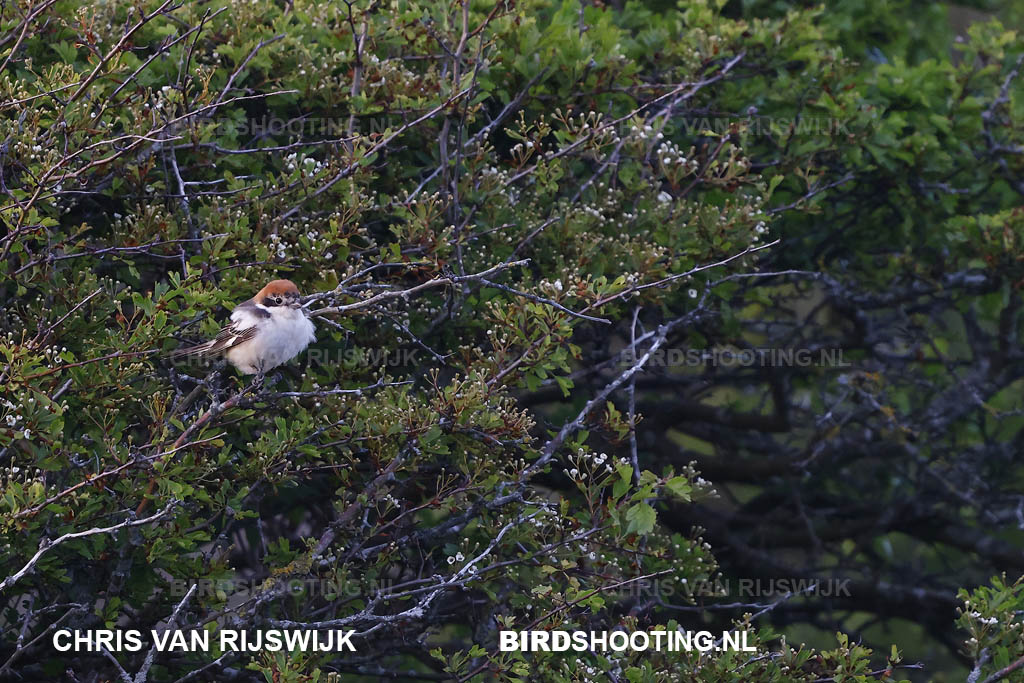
[166,342,215,360]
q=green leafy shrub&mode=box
[2,0,1023,681]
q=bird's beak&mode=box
[289,300,303,309]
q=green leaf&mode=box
[664,476,691,502]
[625,502,656,535]
[612,464,633,501]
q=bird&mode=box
[169,279,316,375]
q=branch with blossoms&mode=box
[303,258,610,324]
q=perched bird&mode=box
[169,279,316,375]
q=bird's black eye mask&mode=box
[262,293,299,307]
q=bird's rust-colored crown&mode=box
[255,279,301,298]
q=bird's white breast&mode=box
[226,305,316,374]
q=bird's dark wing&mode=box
[205,319,259,354]
[168,321,258,359]
[168,304,265,359]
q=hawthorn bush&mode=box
[1,0,1023,681]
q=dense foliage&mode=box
[1,0,1023,681]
